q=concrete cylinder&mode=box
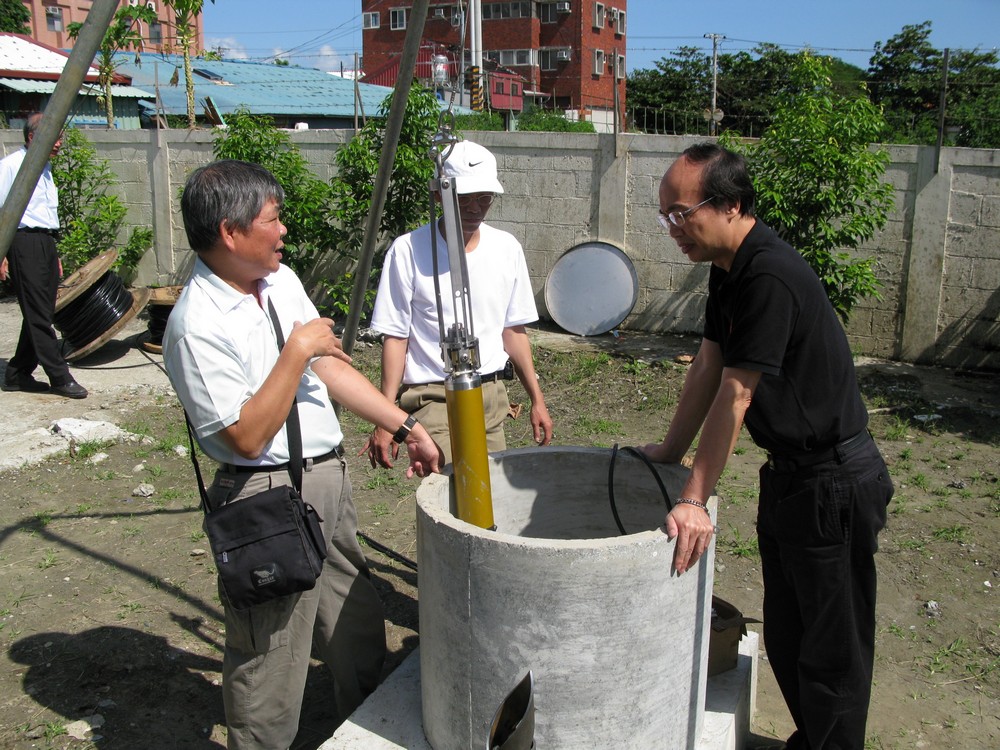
[416,447,716,750]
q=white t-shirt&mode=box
[371,222,538,385]
[0,147,59,229]
[163,259,343,466]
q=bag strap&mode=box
[181,296,304,516]
[266,298,303,494]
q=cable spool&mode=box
[54,249,151,361]
[141,285,182,354]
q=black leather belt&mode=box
[767,430,871,472]
[479,368,508,383]
[17,227,60,237]
[220,444,344,474]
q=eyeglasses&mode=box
[458,193,495,209]
[657,196,715,229]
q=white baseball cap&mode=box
[440,140,504,195]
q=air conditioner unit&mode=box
[147,0,157,11]
[556,49,571,62]
[127,0,139,6]
[556,1,571,13]
[431,7,446,18]
[45,6,61,16]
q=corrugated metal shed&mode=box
[0,78,150,98]
[111,53,400,127]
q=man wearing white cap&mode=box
[365,140,552,466]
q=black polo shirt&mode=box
[703,220,868,455]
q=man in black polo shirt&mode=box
[641,143,893,750]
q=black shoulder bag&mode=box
[184,299,328,610]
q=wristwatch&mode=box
[392,414,418,444]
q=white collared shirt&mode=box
[0,146,59,229]
[163,258,343,466]
[371,221,538,385]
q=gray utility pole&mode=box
[704,33,726,136]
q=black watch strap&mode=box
[392,414,418,444]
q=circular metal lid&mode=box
[544,241,638,336]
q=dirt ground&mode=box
[0,314,998,749]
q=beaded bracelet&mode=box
[674,497,711,516]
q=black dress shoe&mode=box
[50,380,88,399]
[2,372,50,393]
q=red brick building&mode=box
[20,0,204,54]
[360,0,627,129]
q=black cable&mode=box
[146,303,172,346]
[607,443,674,536]
[54,271,133,351]
[357,530,418,572]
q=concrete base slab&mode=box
[323,631,759,750]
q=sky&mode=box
[201,0,1000,75]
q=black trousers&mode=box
[6,231,71,385]
[757,437,893,749]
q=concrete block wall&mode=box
[3,128,999,370]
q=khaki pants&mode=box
[206,458,386,750]
[399,380,509,464]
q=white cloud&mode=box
[205,36,249,60]
[303,44,350,73]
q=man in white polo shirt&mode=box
[365,140,552,467]
[163,159,442,749]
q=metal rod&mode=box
[341,0,431,356]
[0,0,119,265]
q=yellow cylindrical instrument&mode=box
[446,371,495,529]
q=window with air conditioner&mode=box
[128,0,139,6]
[146,0,157,11]
[362,12,380,29]
[431,7,446,19]
[592,49,605,76]
[617,54,626,79]
[593,2,604,29]
[451,9,463,27]
[45,6,63,31]
[390,8,407,30]
[615,9,625,34]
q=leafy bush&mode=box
[722,54,894,322]
[212,108,334,280]
[455,111,505,131]
[515,106,596,133]
[52,128,153,283]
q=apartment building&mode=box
[360,0,627,129]
[21,0,204,53]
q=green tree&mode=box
[722,54,894,322]
[324,85,443,316]
[164,0,215,128]
[868,21,1000,147]
[69,5,156,129]
[627,46,711,135]
[212,108,334,279]
[52,128,154,283]
[0,0,29,33]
